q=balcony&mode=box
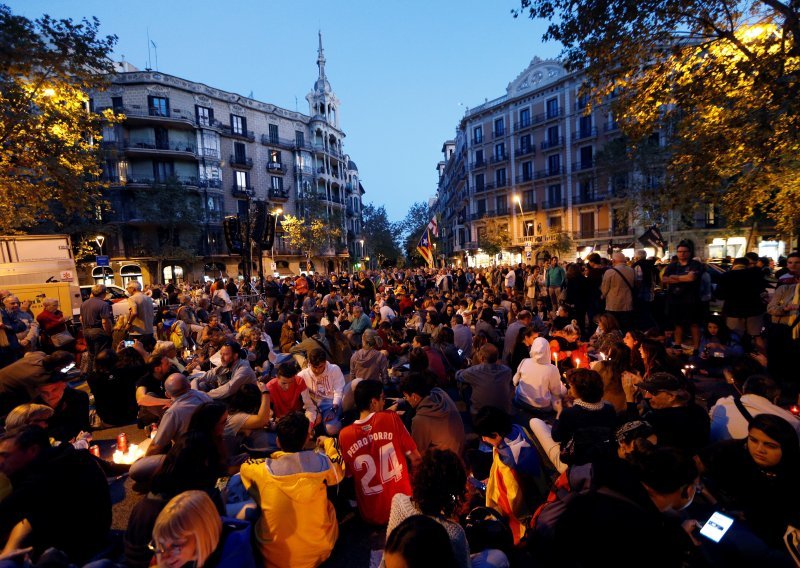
[514,119,533,131]
[267,162,286,174]
[493,207,509,217]
[484,182,496,191]
[464,241,479,250]
[471,137,484,145]
[474,183,486,192]
[542,198,566,209]
[492,130,506,139]
[110,106,196,129]
[533,108,564,123]
[604,122,620,132]
[199,147,220,159]
[123,175,199,188]
[294,165,313,176]
[230,155,254,169]
[535,167,565,180]
[515,145,535,157]
[470,160,487,170]
[490,153,508,164]
[273,242,303,256]
[541,137,564,151]
[220,125,255,142]
[572,161,595,172]
[469,211,489,221]
[123,140,197,158]
[311,144,344,160]
[574,230,599,240]
[572,127,598,141]
[573,192,607,204]
[269,187,289,200]
[515,174,534,184]
[260,134,298,149]
[495,179,508,188]
[199,178,222,189]
[232,184,255,198]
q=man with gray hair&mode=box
[601,252,636,331]
[80,284,113,373]
[125,280,155,350]
[147,373,211,456]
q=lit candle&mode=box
[575,358,581,368]
[599,352,607,361]
[553,352,559,366]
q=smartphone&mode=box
[467,475,487,492]
[699,512,735,543]
[60,362,76,373]
[123,339,135,348]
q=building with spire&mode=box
[87,34,365,286]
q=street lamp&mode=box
[271,208,282,274]
[94,235,110,285]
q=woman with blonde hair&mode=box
[151,490,222,568]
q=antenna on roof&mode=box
[151,40,158,71]
[146,28,152,71]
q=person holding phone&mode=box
[32,373,90,443]
[698,414,800,550]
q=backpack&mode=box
[558,426,615,466]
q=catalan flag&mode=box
[427,217,439,237]
[416,229,434,267]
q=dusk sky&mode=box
[11,0,560,222]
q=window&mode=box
[154,127,168,150]
[523,189,535,209]
[577,93,589,109]
[579,115,593,137]
[235,170,248,189]
[546,98,559,118]
[520,134,531,153]
[111,96,123,112]
[579,146,593,169]
[496,195,506,213]
[148,96,169,117]
[548,183,562,204]
[522,161,533,181]
[496,168,507,187]
[196,105,213,127]
[546,125,559,146]
[494,143,505,160]
[269,149,282,164]
[613,209,629,235]
[519,108,530,128]
[494,117,505,136]
[295,130,304,147]
[548,216,562,230]
[579,178,594,201]
[269,124,279,144]
[473,126,483,144]
[477,199,486,214]
[271,176,283,190]
[547,154,561,174]
[233,142,246,162]
[475,174,485,191]
[199,164,221,187]
[475,149,484,165]
[231,114,246,135]
[580,212,595,237]
[198,130,220,159]
[153,161,174,181]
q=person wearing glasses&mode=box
[149,490,221,568]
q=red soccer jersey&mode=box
[266,376,307,419]
[339,411,417,525]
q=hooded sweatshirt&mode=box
[349,348,388,382]
[240,438,343,568]
[513,337,565,409]
[410,387,465,455]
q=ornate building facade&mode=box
[88,34,364,285]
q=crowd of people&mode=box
[1,241,800,567]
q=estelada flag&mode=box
[417,229,434,267]
[427,217,439,238]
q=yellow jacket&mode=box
[240,439,343,568]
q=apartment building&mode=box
[88,34,364,285]
[435,57,787,267]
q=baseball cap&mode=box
[639,372,684,393]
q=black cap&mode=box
[639,372,684,393]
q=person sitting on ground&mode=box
[512,336,566,420]
[240,411,343,568]
[189,341,257,401]
[384,515,458,568]
[222,382,271,457]
[0,350,73,417]
[290,321,331,368]
[473,406,547,544]
[0,426,112,565]
[298,348,345,436]
[509,325,540,373]
[350,328,389,382]
[136,353,174,427]
[592,341,631,415]
[266,360,307,420]
[709,374,800,442]
[698,414,800,553]
[278,313,299,354]
[87,348,142,426]
[343,304,372,349]
[694,317,744,375]
[399,371,465,456]
[588,312,624,355]
[387,448,472,568]
[149,490,223,568]
[455,344,514,420]
[339,380,421,525]
[33,373,90,444]
[624,372,710,454]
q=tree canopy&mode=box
[516,0,800,233]
[397,201,434,263]
[0,5,118,233]
[360,203,401,266]
[280,192,342,257]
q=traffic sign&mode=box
[96,255,110,267]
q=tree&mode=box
[477,220,511,258]
[132,179,203,282]
[0,5,118,233]
[360,203,401,266]
[515,0,800,233]
[280,192,342,262]
[398,201,433,262]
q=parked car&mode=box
[80,284,129,320]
